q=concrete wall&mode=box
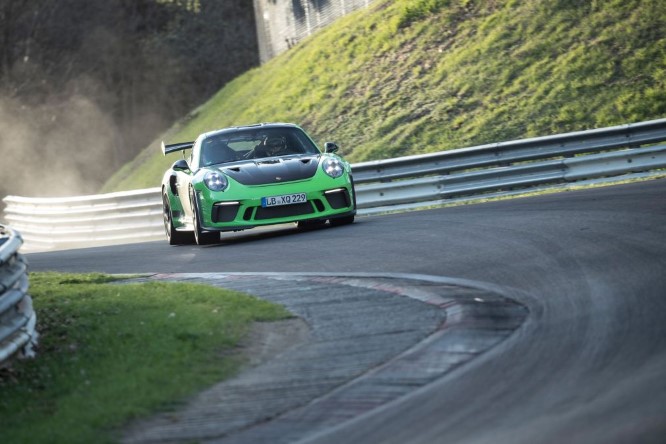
[253,0,373,63]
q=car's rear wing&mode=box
[161,141,194,156]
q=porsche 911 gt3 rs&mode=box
[161,123,356,245]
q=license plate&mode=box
[261,192,307,207]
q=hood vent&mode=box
[222,155,320,185]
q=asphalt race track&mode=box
[26,179,666,443]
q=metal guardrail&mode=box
[0,225,38,366]
[3,188,164,251]
[3,119,666,251]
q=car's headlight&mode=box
[322,158,344,178]
[204,170,228,191]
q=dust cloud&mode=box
[0,89,169,212]
[0,94,120,199]
[0,0,259,219]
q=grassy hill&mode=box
[103,0,666,192]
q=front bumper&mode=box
[197,180,355,231]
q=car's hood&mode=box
[219,154,321,185]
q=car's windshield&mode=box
[200,127,320,167]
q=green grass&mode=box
[0,273,291,444]
[102,0,666,192]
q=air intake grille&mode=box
[255,202,314,220]
[212,203,240,223]
[325,189,351,209]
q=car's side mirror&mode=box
[324,142,339,153]
[172,159,190,172]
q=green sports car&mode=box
[161,123,356,245]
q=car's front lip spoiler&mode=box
[201,209,356,232]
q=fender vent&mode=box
[169,175,178,195]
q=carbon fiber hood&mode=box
[221,155,320,185]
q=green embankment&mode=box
[0,273,290,443]
[103,0,666,192]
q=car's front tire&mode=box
[163,193,194,245]
[190,189,219,245]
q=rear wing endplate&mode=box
[161,141,194,156]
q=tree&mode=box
[0,0,258,202]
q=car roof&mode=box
[200,123,300,140]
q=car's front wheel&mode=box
[163,193,194,245]
[190,189,219,245]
